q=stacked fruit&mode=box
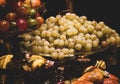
[0,0,44,33]
[20,13,120,59]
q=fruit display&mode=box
[19,12,120,59]
[0,0,44,33]
[0,1,120,84]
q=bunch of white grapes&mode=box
[19,13,120,59]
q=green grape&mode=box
[54,39,59,45]
[74,21,81,29]
[43,46,49,54]
[68,38,74,43]
[98,21,105,27]
[66,20,74,27]
[68,42,74,48]
[49,43,54,47]
[46,30,52,37]
[79,26,88,34]
[49,16,56,22]
[110,36,116,44]
[87,25,94,33]
[92,40,99,48]
[72,28,78,35]
[51,52,58,59]
[64,40,69,46]
[90,34,97,40]
[23,34,32,41]
[32,46,39,54]
[56,15,62,21]
[33,30,40,35]
[96,31,103,38]
[59,25,65,32]
[62,48,69,55]
[47,22,55,28]
[49,37,55,43]
[63,23,69,30]
[43,41,50,46]
[38,24,47,31]
[69,49,74,54]
[34,36,41,41]
[52,30,60,37]
[106,38,111,45]
[24,41,31,48]
[76,36,83,43]
[80,16,87,21]
[95,24,102,31]
[65,13,76,20]
[91,21,97,26]
[59,19,65,25]
[75,43,82,50]
[37,46,43,53]
[53,25,59,31]
[85,43,92,52]
[80,39,86,47]
[86,39,92,44]
[66,29,73,36]
[58,39,64,46]
[58,52,65,59]
[79,17,85,24]
[60,34,66,40]
[49,47,55,54]
[85,34,91,39]
[41,30,47,37]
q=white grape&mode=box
[49,47,55,54]
[49,37,55,43]
[51,52,58,59]
[52,30,60,37]
[33,30,40,35]
[59,25,65,32]
[87,25,94,33]
[109,36,116,44]
[58,39,64,46]
[96,31,103,38]
[23,34,32,41]
[60,34,66,40]
[85,43,92,52]
[75,43,82,50]
[37,46,43,53]
[85,34,91,39]
[54,39,60,45]
[34,36,41,41]
[92,40,99,48]
[41,30,47,37]
[58,52,64,59]
[43,41,50,46]
[69,49,74,54]
[46,30,52,37]
[43,46,49,54]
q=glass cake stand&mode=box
[20,45,111,84]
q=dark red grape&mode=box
[16,18,28,31]
[0,20,10,32]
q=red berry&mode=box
[16,18,28,31]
